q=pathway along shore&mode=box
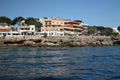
[0,36,119,48]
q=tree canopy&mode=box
[87,26,118,36]
[25,17,42,28]
[74,20,83,23]
[117,26,120,32]
[13,16,25,25]
[0,16,12,24]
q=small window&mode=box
[52,33,53,35]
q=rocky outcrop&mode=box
[0,36,114,48]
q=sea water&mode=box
[0,46,120,80]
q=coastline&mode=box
[0,36,116,48]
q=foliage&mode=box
[102,27,113,36]
[111,32,119,37]
[87,26,97,35]
[0,16,12,24]
[87,26,115,36]
[117,26,120,32]
[74,20,83,24]
[43,33,47,38]
[13,16,25,25]
[11,27,15,31]
[97,26,104,32]
[25,17,42,28]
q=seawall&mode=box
[0,36,114,48]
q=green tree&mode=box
[13,16,25,25]
[25,17,42,31]
[88,25,116,36]
[0,16,12,24]
[74,20,83,24]
[11,27,15,31]
[102,27,113,36]
[43,33,47,38]
[117,26,120,32]
[88,26,98,35]
[97,26,104,32]
[111,32,119,37]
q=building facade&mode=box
[17,25,35,36]
[39,17,88,36]
[0,23,13,36]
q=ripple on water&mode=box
[0,46,120,80]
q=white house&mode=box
[0,23,12,36]
[113,27,120,34]
[17,25,35,36]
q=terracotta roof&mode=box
[0,29,11,32]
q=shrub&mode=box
[43,33,47,38]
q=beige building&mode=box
[39,17,88,36]
[40,17,70,32]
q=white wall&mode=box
[40,31,64,36]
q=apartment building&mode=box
[38,17,88,36]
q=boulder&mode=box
[23,41,36,46]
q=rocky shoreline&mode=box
[0,36,116,48]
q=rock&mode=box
[45,42,59,47]
[23,41,36,46]
[0,40,4,45]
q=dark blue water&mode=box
[0,46,120,80]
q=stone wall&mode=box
[0,36,113,48]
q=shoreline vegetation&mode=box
[0,36,119,48]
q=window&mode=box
[49,22,51,24]
[51,33,53,35]
[60,29,63,31]
[8,33,11,35]
[21,28,30,30]
[32,28,34,30]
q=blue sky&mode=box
[0,0,120,28]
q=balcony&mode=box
[73,24,83,27]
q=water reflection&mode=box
[0,46,120,80]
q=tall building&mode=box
[38,17,88,36]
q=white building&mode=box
[17,25,36,36]
[0,23,12,36]
[113,27,120,34]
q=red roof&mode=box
[0,29,10,32]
